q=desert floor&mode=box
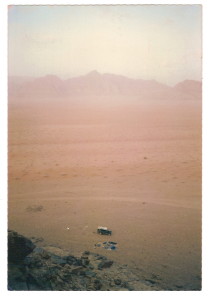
[8,97,201,290]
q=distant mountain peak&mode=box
[174,80,202,97]
[86,70,101,77]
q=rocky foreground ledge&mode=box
[8,230,158,291]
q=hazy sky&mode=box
[8,5,202,85]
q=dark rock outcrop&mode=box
[8,230,35,263]
[8,230,157,291]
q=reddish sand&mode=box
[8,94,201,290]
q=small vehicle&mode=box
[97,226,112,236]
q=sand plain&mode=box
[8,96,201,290]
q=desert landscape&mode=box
[8,72,202,290]
[7,5,202,291]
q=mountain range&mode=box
[8,71,201,100]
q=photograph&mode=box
[7,4,202,291]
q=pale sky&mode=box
[8,5,202,85]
